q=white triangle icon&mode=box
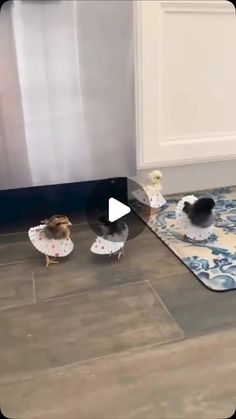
[108,198,130,222]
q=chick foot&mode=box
[45,255,60,268]
[117,249,125,260]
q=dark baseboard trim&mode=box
[0,177,127,231]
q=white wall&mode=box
[134,0,236,193]
[132,159,236,195]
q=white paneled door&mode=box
[135,0,236,169]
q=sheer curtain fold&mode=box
[0,1,32,189]
[0,0,135,190]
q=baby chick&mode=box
[28,214,73,268]
[132,169,166,213]
[43,215,72,240]
[183,198,215,229]
[146,170,163,194]
[98,211,126,239]
[42,215,72,267]
[90,211,128,259]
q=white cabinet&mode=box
[135,1,236,169]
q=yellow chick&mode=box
[146,170,163,194]
[132,169,166,211]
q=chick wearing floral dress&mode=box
[90,211,128,259]
[175,196,215,241]
[28,215,74,267]
[132,170,166,212]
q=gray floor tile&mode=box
[150,273,236,336]
[0,232,40,265]
[0,329,234,419]
[0,263,34,309]
[0,282,182,381]
[0,214,235,419]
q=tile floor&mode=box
[0,215,235,418]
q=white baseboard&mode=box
[132,160,236,195]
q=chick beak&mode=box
[67,221,72,226]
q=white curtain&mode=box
[0,0,135,189]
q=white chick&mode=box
[132,169,166,210]
[146,170,163,194]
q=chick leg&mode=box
[45,255,60,267]
[117,248,125,260]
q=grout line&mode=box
[32,271,37,303]
[0,279,148,311]
[0,259,41,270]
[0,334,186,387]
[59,335,185,369]
[1,325,235,386]
[0,279,154,311]
[43,279,147,303]
[0,231,28,238]
[146,280,185,338]
[72,221,88,227]
[0,301,35,312]
[0,261,25,268]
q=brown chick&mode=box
[42,215,72,267]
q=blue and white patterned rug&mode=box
[130,187,236,292]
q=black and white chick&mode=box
[90,211,129,259]
[183,198,215,228]
[175,195,215,241]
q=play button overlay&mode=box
[108,198,130,222]
[85,177,151,242]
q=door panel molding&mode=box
[134,0,236,169]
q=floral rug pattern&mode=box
[130,187,236,291]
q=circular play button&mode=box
[85,178,151,242]
[108,198,130,222]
